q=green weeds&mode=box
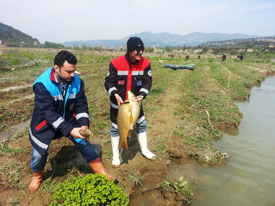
[128,173,143,187]
[154,139,169,158]
[39,178,59,194]
[7,194,21,206]
[103,148,112,160]
[0,159,24,188]
[0,143,23,155]
[159,176,193,205]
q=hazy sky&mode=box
[1,0,274,43]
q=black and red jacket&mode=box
[104,53,152,126]
[105,53,152,102]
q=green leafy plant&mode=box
[50,174,129,206]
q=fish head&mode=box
[123,99,130,104]
[127,91,136,102]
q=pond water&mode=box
[169,76,275,206]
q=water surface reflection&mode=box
[170,76,275,206]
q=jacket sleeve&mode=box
[138,64,152,99]
[74,80,90,126]
[104,62,118,99]
[33,83,74,137]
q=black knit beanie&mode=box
[127,37,144,52]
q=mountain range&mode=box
[0,21,267,48]
[62,31,257,47]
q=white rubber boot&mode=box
[137,132,156,160]
[111,136,120,167]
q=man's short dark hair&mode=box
[54,50,77,67]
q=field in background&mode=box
[0,46,274,205]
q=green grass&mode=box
[0,143,23,155]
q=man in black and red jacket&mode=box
[104,37,156,167]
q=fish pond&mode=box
[168,76,275,206]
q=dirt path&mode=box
[148,71,187,159]
[125,69,190,205]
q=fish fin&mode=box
[119,140,129,150]
[119,143,123,150]
[124,142,128,150]
[129,111,133,129]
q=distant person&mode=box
[222,54,227,61]
[104,37,156,167]
[28,50,112,192]
[237,54,244,60]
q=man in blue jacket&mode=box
[29,50,112,192]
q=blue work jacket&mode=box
[29,67,89,154]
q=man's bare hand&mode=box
[70,127,86,139]
[136,95,143,104]
[115,93,123,107]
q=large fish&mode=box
[117,91,140,150]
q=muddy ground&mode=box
[0,70,192,206]
[1,47,275,206]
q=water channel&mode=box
[169,76,275,206]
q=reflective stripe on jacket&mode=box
[105,54,152,102]
[104,54,152,125]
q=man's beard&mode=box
[60,76,74,84]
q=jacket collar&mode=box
[50,67,68,86]
[125,53,139,64]
[50,67,58,83]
